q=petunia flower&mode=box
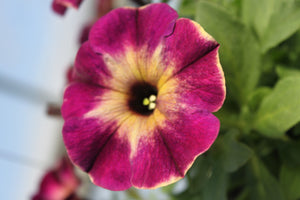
[62,3,226,191]
[66,65,77,84]
[52,0,83,16]
[32,157,81,200]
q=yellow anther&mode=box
[149,95,156,102]
[143,98,150,106]
[148,102,156,110]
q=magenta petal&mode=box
[79,24,92,45]
[88,134,132,191]
[52,2,67,15]
[163,18,219,75]
[160,47,225,112]
[89,7,137,55]
[131,110,219,189]
[137,3,178,52]
[62,82,105,120]
[66,66,76,83]
[175,47,225,112]
[89,3,178,55]
[63,117,116,172]
[158,110,219,174]
[62,83,120,171]
[74,42,112,87]
[131,132,184,189]
[53,0,83,8]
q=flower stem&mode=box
[47,103,62,117]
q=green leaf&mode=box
[262,1,300,52]
[241,0,300,52]
[195,1,243,69]
[248,87,272,112]
[280,164,300,200]
[276,65,300,79]
[240,32,261,102]
[247,157,285,200]
[254,76,300,137]
[202,167,228,200]
[178,156,213,199]
[288,122,300,139]
[178,0,196,18]
[242,0,277,39]
[217,130,253,172]
[279,141,300,167]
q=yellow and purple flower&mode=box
[62,3,226,191]
[32,157,81,200]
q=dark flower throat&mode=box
[128,82,157,116]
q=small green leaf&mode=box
[262,1,300,52]
[195,0,243,69]
[202,167,228,200]
[178,0,196,18]
[242,0,277,39]
[183,156,213,195]
[276,65,300,79]
[248,157,285,200]
[288,122,300,139]
[248,87,272,112]
[217,130,253,172]
[254,76,300,137]
[280,164,300,200]
[240,32,261,101]
[279,141,300,168]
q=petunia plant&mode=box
[45,0,300,199]
[62,3,225,191]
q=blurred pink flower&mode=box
[52,0,83,16]
[32,157,81,200]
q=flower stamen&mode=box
[143,94,157,110]
[128,82,157,116]
[148,102,156,110]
